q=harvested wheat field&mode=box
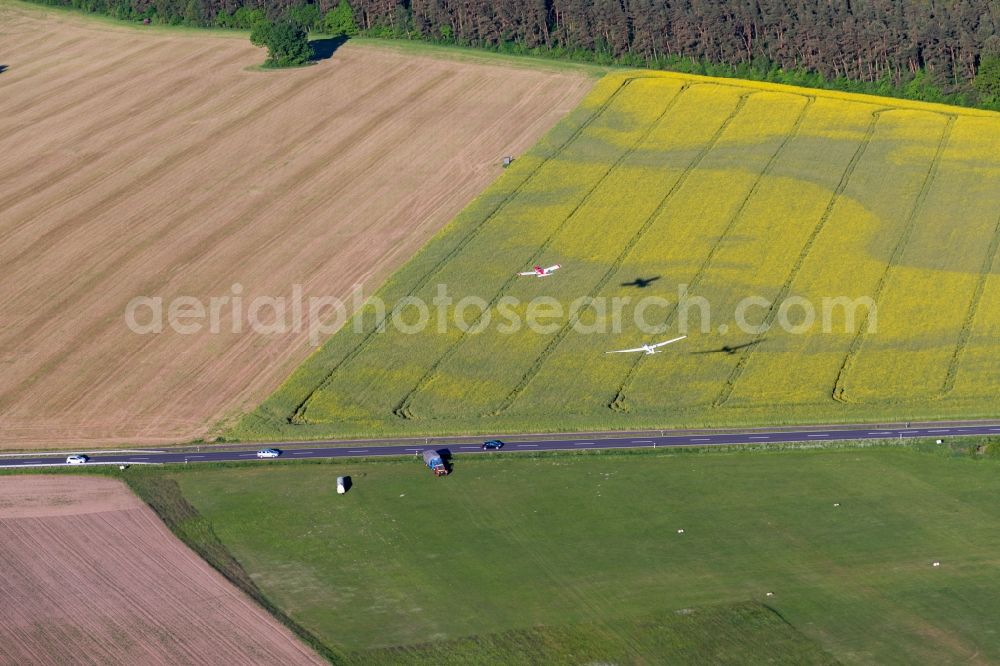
[0,2,591,449]
[0,475,324,664]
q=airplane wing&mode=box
[651,335,687,348]
[543,264,562,273]
[605,347,645,354]
[518,270,539,276]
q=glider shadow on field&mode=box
[621,276,661,288]
[310,36,348,62]
[692,340,764,355]
[0,65,8,75]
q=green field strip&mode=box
[713,111,885,408]
[289,76,645,423]
[389,82,694,420]
[487,92,756,417]
[607,96,816,414]
[940,210,1000,396]
[831,115,957,404]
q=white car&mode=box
[66,454,89,465]
[256,448,281,459]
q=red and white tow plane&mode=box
[518,264,562,277]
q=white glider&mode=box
[605,335,687,355]
[518,264,562,277]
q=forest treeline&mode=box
[31,0,1000,108]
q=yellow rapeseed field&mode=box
[237,70,1000,440]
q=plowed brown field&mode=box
[0,475,325,664]
[0,3,591,449]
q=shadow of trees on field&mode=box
[310,36,348,62]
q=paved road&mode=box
[3,423,1000,468]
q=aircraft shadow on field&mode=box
[621,276,661,288]
[0,65,8,75]
[310,36,348,62]
[692,340,764,355]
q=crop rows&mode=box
[941,211,1000,396]
[301,77,696,422]
[394,81,695,420]
[488,91,753,416]
[292,76,650,423]
[407,83,758,419]
[831,116,956,403]
[241,70,1000,440]
[607,96,815,412]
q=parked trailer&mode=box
[422,449,448,476]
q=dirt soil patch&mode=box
[0,475,326,664]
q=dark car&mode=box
[482,440,504,451]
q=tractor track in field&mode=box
[713,110,885,407]
[3,42,251,147]
[490,92,756,417]
[832,114,956,404]
[607,95,815,414]
[390,81,695,421]
[290,76,653,424]
[1,41,225,141]
[939,210,1000,396]
[0,29,83,59]
[0,33,94,88]
[0,63,327,260]
[0,47,253,217]
[2,38,173,116]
